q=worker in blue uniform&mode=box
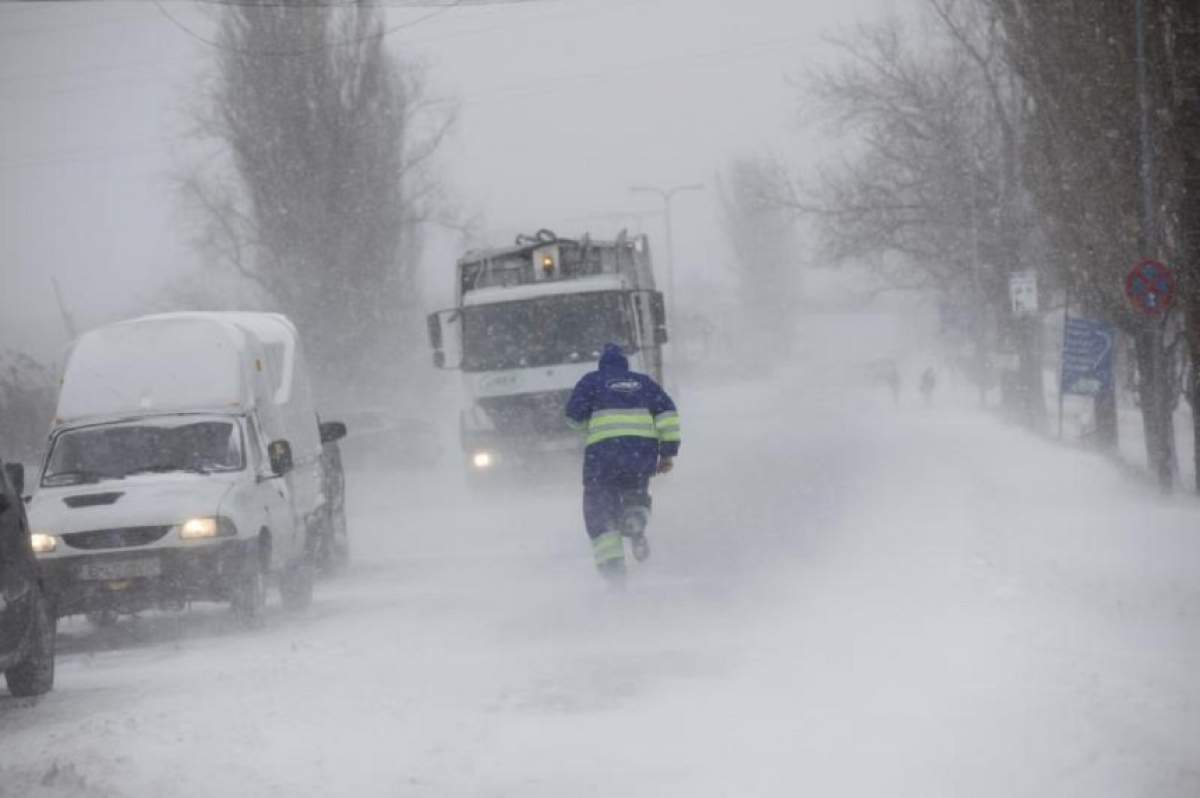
[565,343,681,580]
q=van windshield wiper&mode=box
[124,463,210,477]
[42,469,122,486]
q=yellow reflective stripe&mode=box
[586,427,660,445]
[566,417,586,430]
[590,414,654,428]
[592,531,625,564]
[654,411,681,442]
[587,409,656,445]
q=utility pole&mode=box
[1136,0,1154,247]
[628,183,704,327]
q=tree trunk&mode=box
[1134,322,1176,491]
[1094,382,1119,452]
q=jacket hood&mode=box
[598,343,628,371]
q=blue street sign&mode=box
[1061,317,1115,396]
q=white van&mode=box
[27,312,346,624]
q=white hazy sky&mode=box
[0,0,903,356]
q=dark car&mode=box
[0,459,55,696]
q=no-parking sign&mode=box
[1125,259,1175,316]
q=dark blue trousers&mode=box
[582,477,652,540]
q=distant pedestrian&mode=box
[919,367,936,406]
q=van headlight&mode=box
[178,517,234,540]
[471,450,495,470]
[30,532,58,554]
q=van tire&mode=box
[280,560,313,611]
[5,590,56,697]
[231,546,266,627]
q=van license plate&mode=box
[78,559,161,581]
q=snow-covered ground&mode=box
[3,355,1200,797]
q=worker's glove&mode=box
[656,457,674,475]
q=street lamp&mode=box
[628,183,704,327]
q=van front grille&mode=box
[62,526,171,550]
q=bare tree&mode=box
[184,1,455,403]
[783,9,1042,417]
[990,0,1184,488]
[1168,2,1200,490]
[0,350,57,465]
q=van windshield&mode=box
[43,417,244,486]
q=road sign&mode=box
[1009,270,1038,316]
[1061,317,1115,396]
[1125,259,1174,315]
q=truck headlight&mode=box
[178,517,233,540]
[471,450,495,470]
[30,532,57,554]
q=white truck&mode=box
[27,312,347,625]
[428,229,669,478]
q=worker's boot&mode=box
[592,530,627,585]
[621,506,651,562]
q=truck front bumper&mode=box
[464,435,582,472]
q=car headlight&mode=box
[30,532,57,554]
[178,517,234,540]
[471,450,495,470]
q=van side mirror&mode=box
[268,440,294,476]
[427,309,462,370]
[319,421,347,444]
[5,462,25,497]
[427,312,443,351]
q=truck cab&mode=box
[429,230,668,478]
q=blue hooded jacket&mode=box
[565,344,680,484]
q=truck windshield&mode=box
[43,417,244,486]
[462,292,635,372]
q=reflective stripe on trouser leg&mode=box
[591,530,625,566]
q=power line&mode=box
[421,32,814,109]
[149,0,466,56]
[176,0,552,6]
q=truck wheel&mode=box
[279,561,313,611]
[231,553,266,627]
[5,590,56,697]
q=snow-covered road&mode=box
[3,365,1200,797]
